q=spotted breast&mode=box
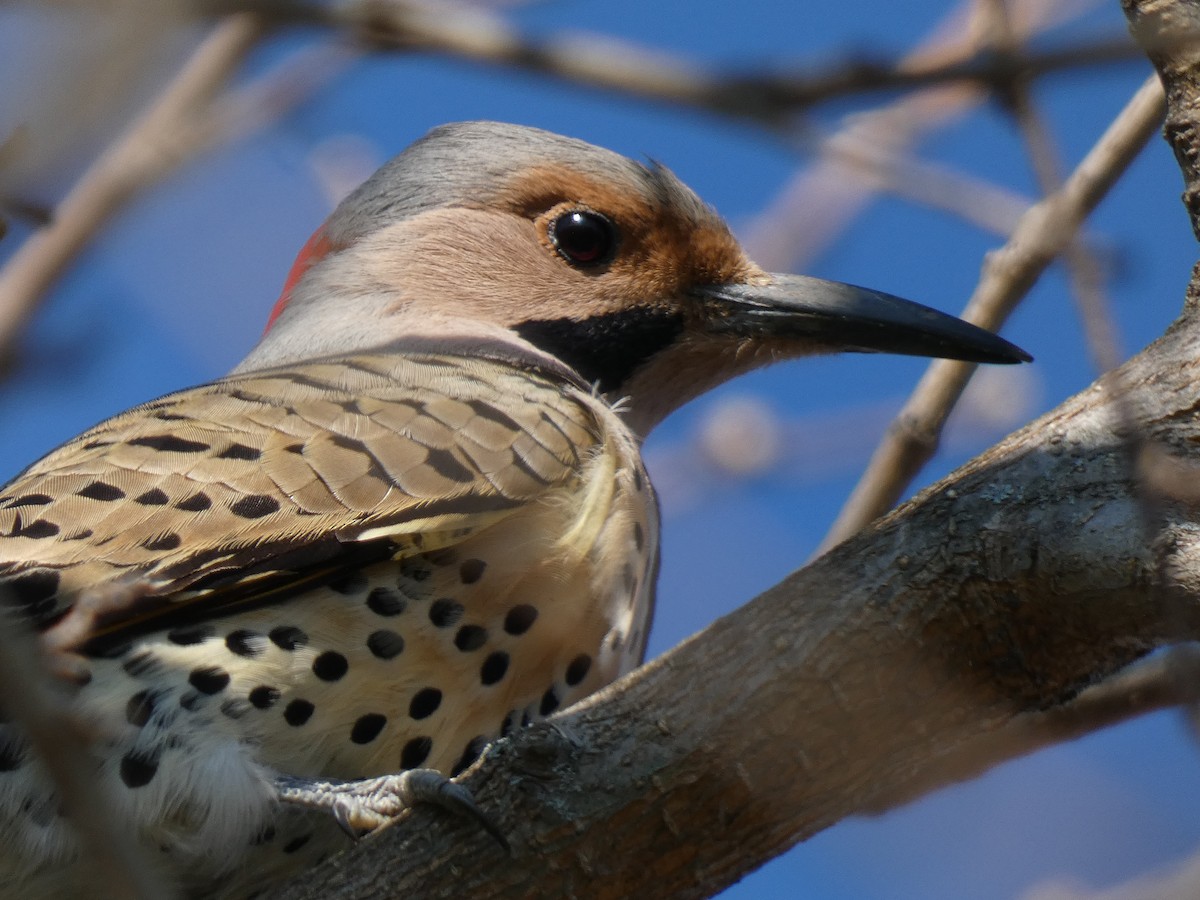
[0,352,657,898]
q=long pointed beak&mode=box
[696,273,1031,364]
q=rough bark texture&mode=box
[268,2,1200,897]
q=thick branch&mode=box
[268,264,1200,900]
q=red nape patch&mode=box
[264,227,335,332]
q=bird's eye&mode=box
[548,210,616,268]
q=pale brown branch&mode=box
[205,0,1100,270]
[0,13,268,359]
[740,0,1086,270]
[211,0,1135,122]
[986,0,1129,375]
[819,73,1165,553]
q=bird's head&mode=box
[249,121,1029,436]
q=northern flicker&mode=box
[0,121,1029,898]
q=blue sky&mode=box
[2,1,1198,897]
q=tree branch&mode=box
[272,294,1200,897]
[820,72,1165,552]
[0,13,268,359]
[213,0,1136,123]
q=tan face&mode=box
[334,163,768,417]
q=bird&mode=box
[0,121,1029,898]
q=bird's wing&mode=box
[0,353,601,650]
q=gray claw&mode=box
[273,769,509,852]
[402,769,509,853]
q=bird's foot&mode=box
[273,770,508,850]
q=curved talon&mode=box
[401,769,510,853]
[274,770,510,851]
[331,797,372,840]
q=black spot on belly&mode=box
[249,686,280,709]
[429,599,463,628]
[328,571,369,595]
[119,751,159,788]
[221,699,250,719]
[565,654,592,686]
[126,690,157,727]
[458,559,486,584]
[123,651,163,678]
[454,625,487,652]
[451,736,488,777]
[269,626,307,651]
[350,713,387,744]
[312,651,348,682]
[366,587,406,617]
[400,737,432,769]
[480,652,509,685]
[284,699,315,726]
[226,630,262,658]
[408,688,442,720]
[168,625,213,646]
[189,666,230,694]
[503,605,538,635]
[367,630,404,659]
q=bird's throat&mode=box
[514,308,684,395]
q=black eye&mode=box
[549,210,616,268]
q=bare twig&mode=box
[741,0,1091,271]
[819,74,1166,553]
[209,0,1136,122]
[195,0,1107,265]
[0,13,268,359]
[985,0,1128,376]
